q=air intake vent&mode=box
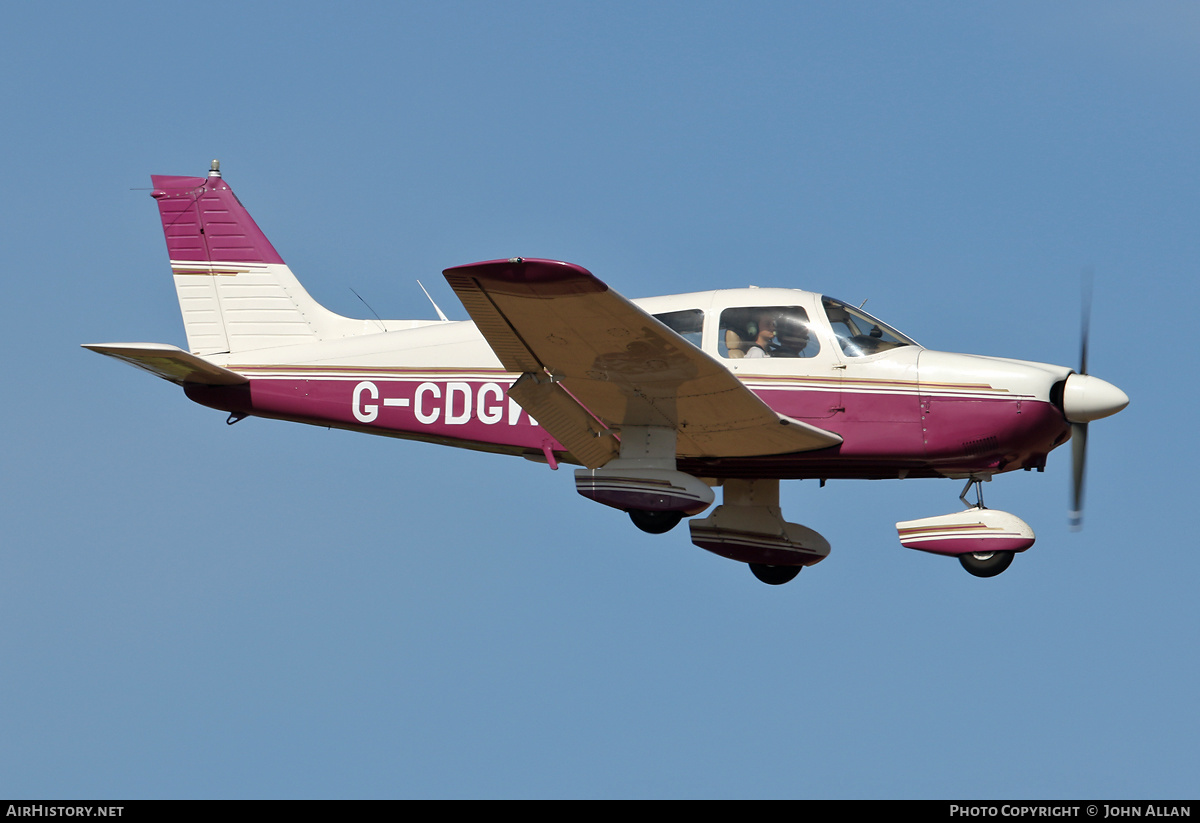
[962,436,998,455]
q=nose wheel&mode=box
[958,550,1015,578]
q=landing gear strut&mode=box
[959,477,986,509]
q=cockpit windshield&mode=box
[821,297,919,357]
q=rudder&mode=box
[151,161,367,355]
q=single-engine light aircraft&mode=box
[86,162,1129,585]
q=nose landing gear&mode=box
[896,478,1034,578]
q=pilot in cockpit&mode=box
[769,312,819,358]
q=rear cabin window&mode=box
[719,306,820,359]
[653,309,704,348]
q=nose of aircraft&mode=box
[1062,373,1129,423]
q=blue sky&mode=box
[2,1,1196,799]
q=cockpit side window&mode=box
[821,297,917,357]
[718,306,820,359]
[653,309,704,348]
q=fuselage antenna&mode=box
[349,287,387,333]
[418,280,451,322]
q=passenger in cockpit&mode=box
[745,314,777,358]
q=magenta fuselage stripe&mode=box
[900,536,1037,556]
[184,373,1070,479]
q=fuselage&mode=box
[183,286,1075,481]
[87,166,1132,582]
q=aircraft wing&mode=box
[83,343,248,386]
[443,258,841,465]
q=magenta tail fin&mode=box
[151,162,285,264]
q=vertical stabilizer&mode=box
[151,162,365,355]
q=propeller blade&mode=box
[1070,270,1093,529]
[1070,421,1088,530]
[1079,269,1092,377]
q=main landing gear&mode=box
[622,477,830,586]
[575,426,827,586]
[689,478,830,586]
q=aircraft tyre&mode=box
[628,509,684,534]
[959,550,1015,578]
[749,564,802,585]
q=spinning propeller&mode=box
[1058,273,1128,529]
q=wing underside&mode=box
[443,258,841,467]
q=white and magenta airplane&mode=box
[86,161,1128,585]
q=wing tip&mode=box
[443,258,605,295]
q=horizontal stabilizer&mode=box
[83,343,248,385]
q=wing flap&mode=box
[443,258,841,458]
[507,373,619,469]
[83,343,248,386]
